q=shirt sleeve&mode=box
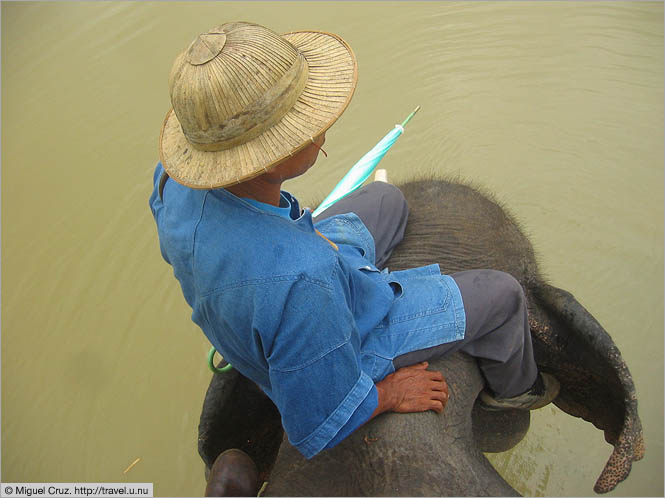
[323,384,378,450]
[265,275,378,459]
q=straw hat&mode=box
[159,21,358,189]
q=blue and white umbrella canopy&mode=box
[312,106,421,217]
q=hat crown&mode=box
[185,30,227,65]
[168,22,309,151]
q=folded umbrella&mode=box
[312,106,421,217]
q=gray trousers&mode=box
[314,182,538,398]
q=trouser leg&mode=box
[393,269,538,398]
[313,181,409,269]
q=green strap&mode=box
[207,346,233,374]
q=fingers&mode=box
[425,369,448,396]
[430,386,449,406]
[430,380,448,391]
[403,382,450,413]
[386,363,451,414]
[425,372,449,413]
[426,389,447,413]
[395,363,449,395]
[428,369,445,381]
[429,399,444,414]
[430,378,449,396]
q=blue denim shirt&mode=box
[149,163,465,458]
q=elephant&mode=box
[197,177,644,495]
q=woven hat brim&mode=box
[159,30,358,189]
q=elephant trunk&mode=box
[531,283,644,493]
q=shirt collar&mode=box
[210,188,313,230]
[241,192,294,219]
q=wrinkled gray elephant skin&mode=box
[264,352,523,497]
[198,177,644,496]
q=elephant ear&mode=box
[386,178,644,493]
[530,283,644,494]
[198,366,283,483]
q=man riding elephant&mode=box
[149,21,559,495]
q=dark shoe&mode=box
[205,448,260,497]
[479,373,560,411]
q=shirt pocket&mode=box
[361,272,466,380]
[375,273,452,328]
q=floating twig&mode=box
[123,457,141,474]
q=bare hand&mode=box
[375,362,449,415]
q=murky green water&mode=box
[2,2,662,496]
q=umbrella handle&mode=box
[401,105,421,127]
